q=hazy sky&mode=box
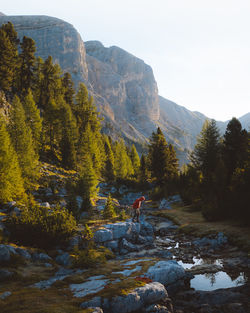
[1,0,250,121]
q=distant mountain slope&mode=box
[239,113,250,131]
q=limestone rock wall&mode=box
[85,40,160,123]
[0,15,88,84]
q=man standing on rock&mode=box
[132,196,145,223]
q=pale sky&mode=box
[1,0,250,121]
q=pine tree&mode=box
[103,193,116,219]
[62,72,74,106]
[148,127,178,185]
[0,116,26,203]
[32,56,44,103]
[78,122,104,175]
[139,153,148,183]
[17,36,36,95]
[1,22,19,47]
[114,140,134,180]
[190,120,221,180]
[23,89,42,153]
[60,103,78,169]
[74,83,101,133]
[130,144,140,178]
[0,28,18,93]
[38,56,62,110]
[8,95,40,188]
[42,97,62,158]
[78,154,99,211]
[103,135,115,181]
[222,117,248,180]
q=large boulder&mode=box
[110,282,168,313]
[94,229,113,243]
[146,260,186,287]
[104,222,140,240]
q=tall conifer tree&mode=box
[0,27,18,93]
[0,117,25,203]
[103,135,115,181]
[9,95,39,188]
[18,36,36,95]
[130,144,140,178]
[23,89,42,153]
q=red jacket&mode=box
[132,196,145,209]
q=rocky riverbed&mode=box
[0,182,250,313]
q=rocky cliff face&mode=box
[0,15,88,84]
[85,41,160,143]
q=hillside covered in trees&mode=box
[0,21,250,229]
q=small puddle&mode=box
[191,271,247,291]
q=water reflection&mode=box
[177,257,223,269]
[191,271,247,291]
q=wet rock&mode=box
[0,269,14,281]
[110,282,168,313]
[0,291,12,300]
[146,260,186,287]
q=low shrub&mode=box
[5,205,76,248]
[72,246,114,268]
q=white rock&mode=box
[146,260,186,286]
[94,229,113,243]
[110,282,168,313]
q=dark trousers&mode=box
[132,208,140,223]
